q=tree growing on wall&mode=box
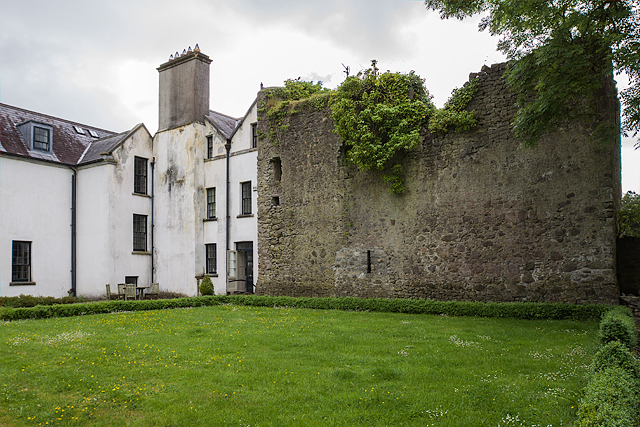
[330,60,435,194]
[425,0,640,148]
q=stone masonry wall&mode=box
[256,63,621,304]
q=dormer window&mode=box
[33,126,51,151]
[17,121,54,153]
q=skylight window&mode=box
[88,130,99,138]
[73,125,85,135]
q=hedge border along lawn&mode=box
[0,294,614,322]
[576,305,640,426]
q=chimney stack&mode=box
[157,46,212,132]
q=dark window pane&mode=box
[207,188,216,219]
[241,182,251,215]
[33,127,50,151]
[134,157,147,194]
[251,124,257,148]
[133,215,147,251]
[206,244,217,274]
[12,241,31,282]
[207,136,213,159]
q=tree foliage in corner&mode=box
[425,0,640,148]
[619,191,640,237]
[331,60,435,194]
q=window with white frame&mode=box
[206,243,217,274]
[133,214,147,251]
[241,181,252,215]
[207,136,213,159]
[207,187,216,219]
[134,157,148,195]
[12,241,31,282]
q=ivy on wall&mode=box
[330,60,434,194]
[259,62,480,194]
[258,79,329,145]
[428,79,479,134]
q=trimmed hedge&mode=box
[591,341,640,391]
[598,306,638,350]
[0,294,81,308]
[576,306,640,426]
[0,294,614,322]
[577,367,639,427]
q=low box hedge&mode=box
[598,306,638,350]
[0,294,614,322]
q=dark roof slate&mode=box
[206,110,240,139]
[0,103,117,165]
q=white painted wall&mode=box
[202,105,258,295]
[0,157,73,297]
[153,122,207,296]
[76,126,153,298]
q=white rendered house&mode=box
[153,48,259,296]
[1,47,259,298]
[0,104,153,298]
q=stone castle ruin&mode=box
[256,63,621,305]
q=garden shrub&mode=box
[199,275,214,296]
[576,366,639,427]
[598,306,637,349]
[591,341,640,388]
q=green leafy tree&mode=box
[425,0,640,148]
[331,60,435,194]
[619,191,640,237]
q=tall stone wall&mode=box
[256,63,621,304]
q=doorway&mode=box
[226,242,254,294]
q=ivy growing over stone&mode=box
[259,63,481,194]
[428,78,479,134]
[330,60,435,194]
[258,78,329,145]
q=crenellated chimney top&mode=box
[157,45,211,131]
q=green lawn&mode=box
[1,304,599,426]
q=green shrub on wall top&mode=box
[428,79,480,134]
[330,60,434,195]
[259,78,329,145]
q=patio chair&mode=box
[146,282,159,299]
[124,283,137,301]
[117,283,126,299]
[106,284,114,300]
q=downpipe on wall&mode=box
[225,138,231,294]
[70,167,77,297]
[151,157,155,284]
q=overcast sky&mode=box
[1,0,638,192]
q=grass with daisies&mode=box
[1,304,599,426]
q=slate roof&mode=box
[0,103,118,166]
[79,124,147,164]
[206,110,240,139]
